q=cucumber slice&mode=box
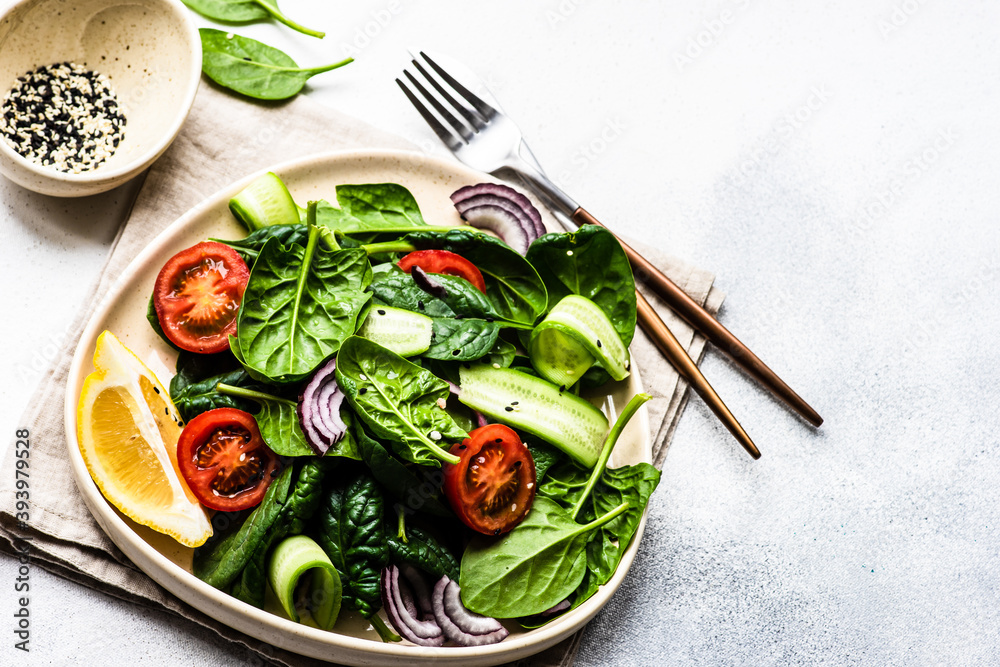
[357,305,433,357]
[458,364,609,468]
[267,534,342,630]
[529,295,630,387]
[229,172,300,231]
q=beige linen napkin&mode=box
[0,83,722,667]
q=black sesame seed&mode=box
[596,339,602,348]
[458,444,467,450]
[513,460,522,468]
[417,300,425,309]
[359,388,367,395]
[504,406,514,412]
[495,438,503,443]
[153,386,160,394]
[377,309,386,315]
[510,401,518,405]
[452,349,461,356]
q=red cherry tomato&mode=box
[177,408,280,512]
[443,424,536,536]
[153,241,249,354]
[397,250,487,294]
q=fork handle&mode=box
[571,207,823,428]
[635,290,760,459]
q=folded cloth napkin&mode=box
[0,83,723,667]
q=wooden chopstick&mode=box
[572,208,823,428]
[636,292,760,459]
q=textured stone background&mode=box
[2,0,997,664]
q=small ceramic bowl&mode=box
[0,0,200,197]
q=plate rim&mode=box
[63,147,652,665]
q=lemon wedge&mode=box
[77,331,212,548]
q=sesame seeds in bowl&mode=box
[0,0,201,197]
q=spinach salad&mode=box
[150,173,661,646]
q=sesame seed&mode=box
[1,62,126,173]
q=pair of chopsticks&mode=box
[572,209,823,460]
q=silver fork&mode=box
[398,52,822,458]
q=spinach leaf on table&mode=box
[184,0,324,38]
[459,496,628,618]
[336,336,467,466]
[200,30,352,101]
[354,422,452,518]
[236,227,372,385]
[387,524,460,581]
[315,469,388,617]
[404,228,548,325]
[212,223,309,266]
[193,465,294,590]
[526,225,637,345]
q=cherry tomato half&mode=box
[177,408,280,512]
[398,250,487,294]
[153,241,249,354]
[443,424,536,536]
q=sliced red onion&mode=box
[452,183,545,238]
[431,575,509,646]
[473,411,489,429]
[541,598,571,616]
[399,563,435,619]
[446,380,461,397]
[450,183,544,255]
[411,266,449,300]
[380,565,444,646]
[297,358,347,455]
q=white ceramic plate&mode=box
[64,149,651,666]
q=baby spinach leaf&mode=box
[354,423,451,517]
[425,317,500,361]
[229,459,329,607]
[193,465,293,589]
[212,223,309,265]
[571,463,660,608]
[315,470,388,617]
[200,29,352,101]
[371,269,497,320]
[184,0,324,38]
[171,368,263,422]
[336,336,467,466]
[526,440,563,484]
[315,184,428,236]
[405,228,548,325]
[459,496,628,618]
[526,225,636,345]
[215,384,312,457]
[146,294,179,351]
[387,524,459,581]
[237,227,372,385]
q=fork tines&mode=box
[396,52,496,150]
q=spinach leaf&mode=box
[387,524,460,581]
[212,223,309,265]
[229,459,329,607]
[486,338,517,368]
[172,369,261,422]
[200,29,352,101]
[459,496,628,618]
[215,384,312,457]
[236,227,372,385]
[146,294,179,351]
[526,225,637,345]
[404,228,548,325]
[336,336,467,467]
[371,269,498,321]
[354,423,451,517]
[571,463,660,608]
[183,0,324,38]
[425,317,500,362]
[315,470,387,617]
[526,440,563,484]
[193,465,294,589]
[315,184,427,235]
